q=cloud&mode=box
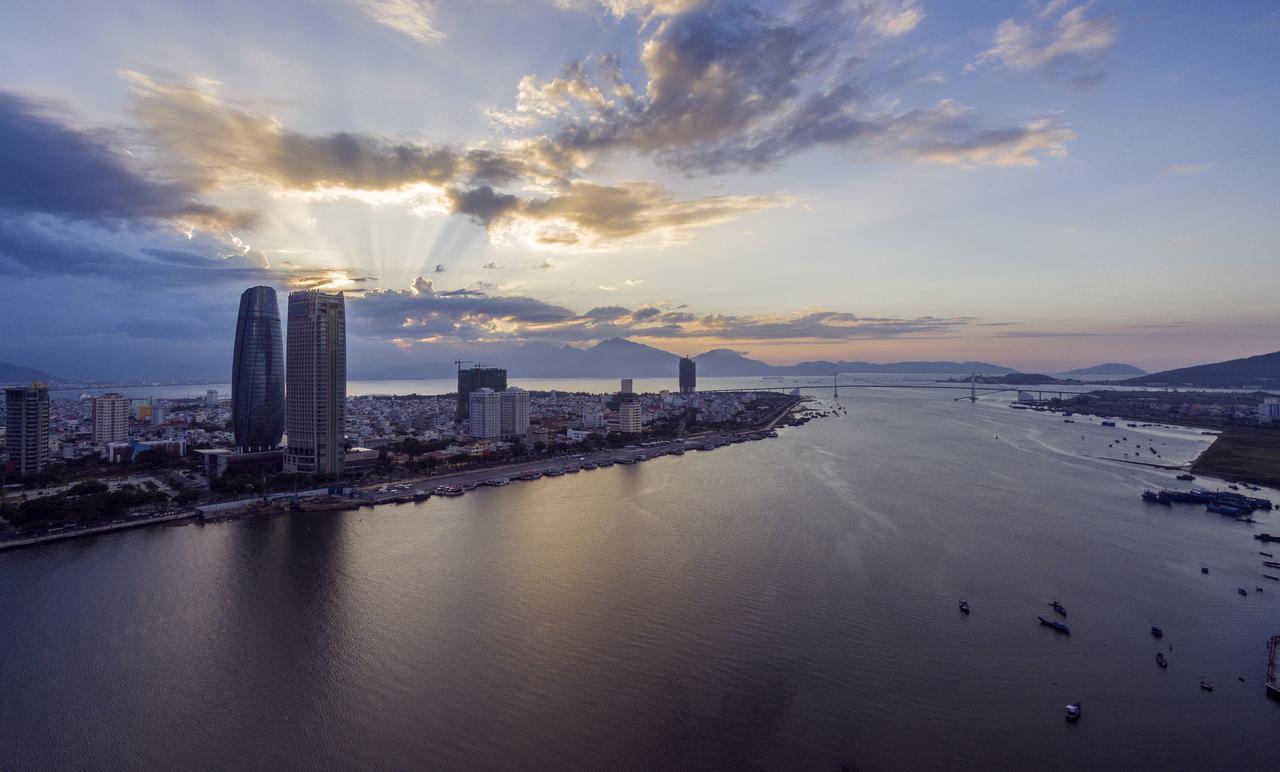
[970,2,1115,85]
[0,91,253,231]
[498,1,1074,174]
[1160,163,1212,176]
[350,0,443,43]
[349,276,974,347]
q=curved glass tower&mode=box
[232,286,285,452]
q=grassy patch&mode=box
[1192,426,1280,488]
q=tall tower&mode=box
[232,286,285,453]
[285,290,347,477]
[455,365,507,420]
[92,393,130,444]
[679,356,696,394]
[499,387,530,436]
[5,383,49,477]
[468,387,502,439]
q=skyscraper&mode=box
[285,290,347,477]
[232,286,285,453]
[5,384,49,477]
[618,400,642,434]
[456,365,507,420]
[469,387,501,439]
[679,356,696,394]
[92,393,129,444]
[499,387,530,436]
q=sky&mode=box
[1,0,1277,380]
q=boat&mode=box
[1101,420,1116,427]
[958,600,970,615]
[1038,616,1071,635]
[1257,534,1280,543]
[1151,625,1163,638]
[544,467,565,477]
[516,470,542,481]
[1065,703,1081,721]
[486,477,509,487]
[1265,575,1280,582]
[598,459,614,467]
[1063,419,1075,423]
[1176,473,1195,481]
[616,457,636,464]
[1051,601,1067,616]
[1200,678,1213,692]
[1207,502,1240,516]
[1156,652,1168,668]
[1201,566,1209,574]
[1238,588,1248,597]
[1266,635,1279,701]
[1261,552,1274,558]
[581,462,598,470]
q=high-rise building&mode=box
[620,378,634,394]
[679,357,696,394]
[456,366,507,420]
[152,402,168,426]
[285,290,347,477]
[205,389,219,406]
[469,387,501,439]
[232,286,285,452]
[5,384,49,477]
[618,399,643,434]
[92,393,129,444]
[499,387,530,436]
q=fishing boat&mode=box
[1238,588,1248,597]
[1176,473,1195,481]
[1065,703,1081,721]
[1156,652,1168,668]
[958,600,970,615]
[1151,625,1164,638]
[1038,616,1071,635]
[1200,678,1213,692]
[1201,566,1210,574]
[1051,601,1067,616]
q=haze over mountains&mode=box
[1125,350,1280,389]
[355,338,1018,380]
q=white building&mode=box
[92,393,129,445]
[618,400,642,434]
[499,387,530,436]
[1260,397,1280,423]
[469,387,501,439]
[205,389,219,406]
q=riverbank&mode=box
[1191,426,1280,489]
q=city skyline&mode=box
[0,1,1277,380]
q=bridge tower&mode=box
[970,372,977,402]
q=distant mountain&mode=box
[1060,363,1146,378]
[0,361,64,386]
[352,339,1020,381]
[1124,350,1280,389]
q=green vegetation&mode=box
[5,484,170,531]
[1192,426,1280,489]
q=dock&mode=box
[1268,635,1280,701]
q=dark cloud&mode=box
[348,276,973,347]
[499,0,1072,173]
[0,91,253,229]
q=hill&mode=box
[1060,363,1146,378]
[0,361,64,386]
[1124,350,1280,389]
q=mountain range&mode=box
[1124,350,1280,389]
[0,361,64,386]
[353,338,1018,380]
[1058,363,1147,378]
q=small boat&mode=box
[1156,652,1168,668]
[958,600,970,615]
[1201,566,1210,574]
[1065,702,1081,721]
[1038,616,1071,635]
[1200,678,1213,692]
[1261,552,1274,558]
[1051,601,1067,616]
[1151,625,1164,638]
[1176,473,1195,481]
[1238,588,1248,597]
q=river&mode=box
[3,387,1278,770]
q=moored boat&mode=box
[1038,616,1071,635]
[1156,652,1167,668]
[1151,625,1163,638]
[958,600,970,615]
